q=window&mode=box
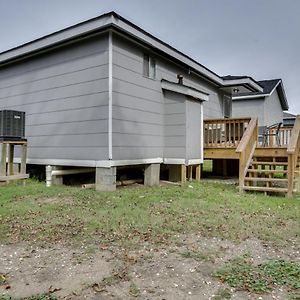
[143,54,156,79]
[223,95,232,118]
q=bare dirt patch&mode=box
[1,235,299,300]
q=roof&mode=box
[0,11,262,92]
[232,78,289,110]
[257,79,281,94]
[283,112,296,119]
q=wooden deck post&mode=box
[195,164,201,181]
[8,144,14,176]
[20,143,27,175]
[188,166,193,181]
[169,165,186,183]
[0,143,7,177]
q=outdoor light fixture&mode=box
[233,88,240,93]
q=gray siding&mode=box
[0,34,109,162]
[164,91,186,158]
[111,33,223,161]
[232,90,283,127]
[232,98,265,126]
[112,34,164,160]
[264,90,283,126]
[186,99,202,160]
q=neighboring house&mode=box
[0,12,266,190]
[229,77,289,127]
[283,112,296,127]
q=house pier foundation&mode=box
[95,167,116,192]
[144,163,160,186]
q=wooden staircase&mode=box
[237,115,300,197]
[203,115,300,197]
[242,156,296,194]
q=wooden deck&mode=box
[203,116,300,197]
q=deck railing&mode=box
[236,118,258,192]
[204,117,251,148]
[263,126,293,147]
[287,115,300,197]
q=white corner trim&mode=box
[187,159,203,165]
[163,158,186,165]
[108,30,113,160]
[200,103,204,163]
[161,80,209,101]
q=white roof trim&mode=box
[0,15,113,63]
[232,94,268,100]
[161,80,209,101]
[223,78,263,93]
[232,80,281,100]
[269,79,281,95]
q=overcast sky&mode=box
[0,0,299,113]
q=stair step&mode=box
[244,177,288,182]
[247,169,288,174]
[251,161,288,166]
[243,186,288,193]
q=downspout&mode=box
[108,30,113,160]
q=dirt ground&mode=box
[1,235,299,300]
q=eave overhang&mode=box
[161,79,209,101]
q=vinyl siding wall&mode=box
[164,91,186,159]
[263,90,283,126]
[111,33,224,161]
[232,98,265,126]
[232,90,283,127]
[0,34,109,163]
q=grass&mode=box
[0,294,57,300]
[213,257,300,298]
[202,159,213,172]
[180,249,216,263]
[128,283,140,297]
[0,179,299,247]
[213,288,232,299]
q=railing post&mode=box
[287,153,294,197]
[239,151,245,193]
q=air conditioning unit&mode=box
[0,110,25,141]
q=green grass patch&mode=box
[0,179,299,247]
[0,294,57,300]
[213,257,300,297]
[180,249,216,262]
[202,160,213,172]
[128,283,140,297]
[213,287,232,299]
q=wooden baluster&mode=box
[233,122,236,146]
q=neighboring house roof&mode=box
[232,78,289,110]
[0,11,262,93]
[283,112,296,119]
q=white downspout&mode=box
[108,30,113,160]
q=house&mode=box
[229,77,289,128]
[283,112,296,127]
[0,11,264,191]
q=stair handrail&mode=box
[236,117,258,192]
[287,115,300,197]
